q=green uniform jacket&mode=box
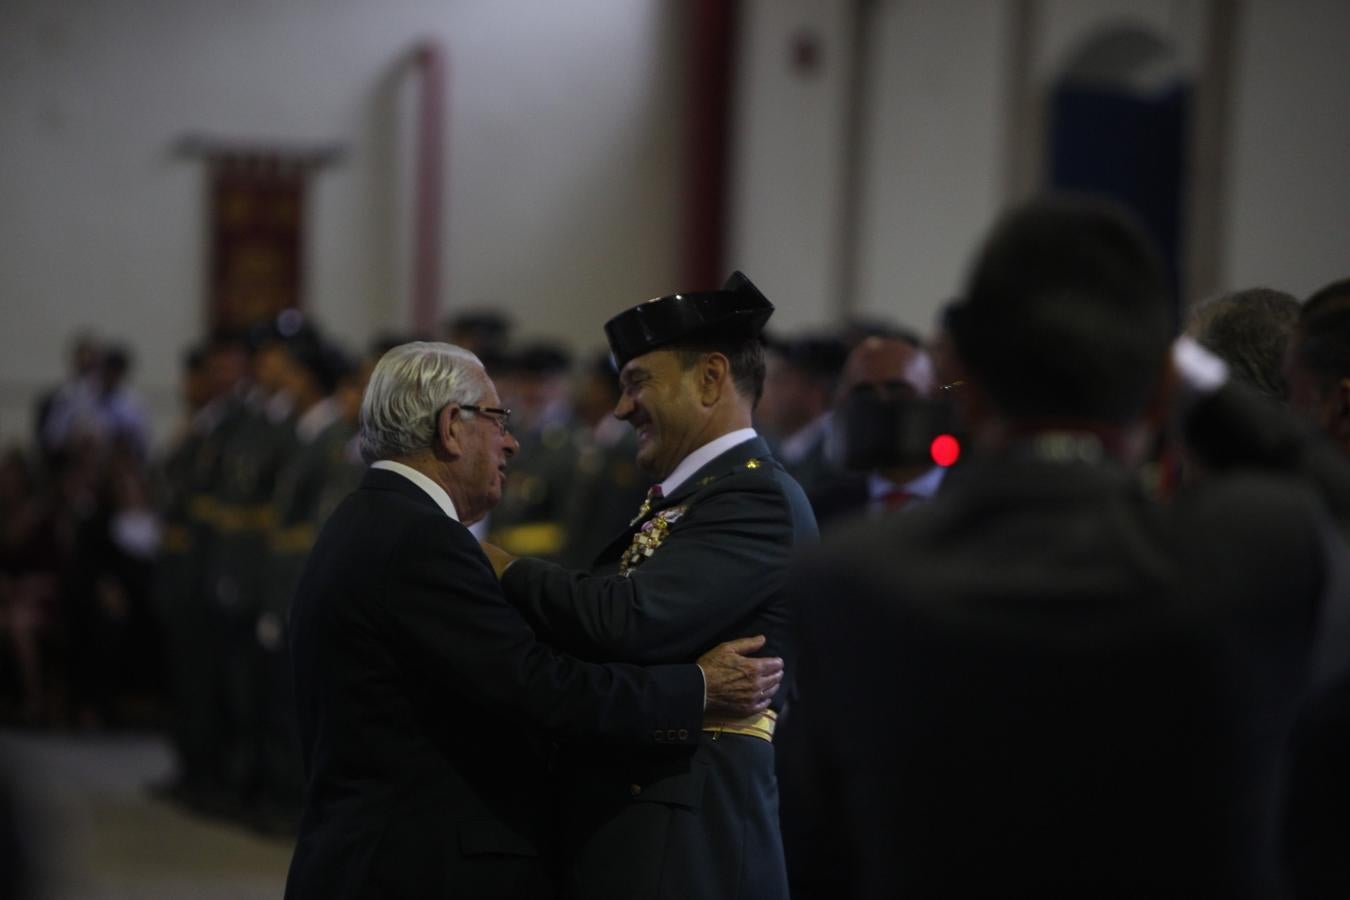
[502,436,818,900]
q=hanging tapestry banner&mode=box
[207,155,307,334]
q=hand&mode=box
[479,540,517,579]
[697,635,784,718]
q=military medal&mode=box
[620,505,686,575]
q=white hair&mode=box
[359,342,487,463]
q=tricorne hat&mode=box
[604,271,774,371]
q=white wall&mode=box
[852,0,1010,333]
[729,0,1350,341]
[0,0,683,448]
[3,0,1347,450]
[1224,0,1350,297]
[727,0,856,333]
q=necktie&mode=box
[630,484,663,526]
[879,488,913,511]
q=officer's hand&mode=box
[698,635,784,717]
[479,540,517,578]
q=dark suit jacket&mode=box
[503,436,818,900]
[284,468,704,900]
[782,386,1348,900]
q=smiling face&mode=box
[446,377,519,524]
[614,349,708,481]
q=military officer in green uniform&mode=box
[198,321,301,814]
[482,273,816,900]
[249,334,360,831]
[758,333,850,496]
[559,351,649,569]
[486,343,579,560]
[151,340,238,806]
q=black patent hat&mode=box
[604,271,775,370]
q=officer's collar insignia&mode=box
[745,458,761,469]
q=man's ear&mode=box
[700,352,730,406]
[434,403,464,460]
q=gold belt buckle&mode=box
[702,709,777,743]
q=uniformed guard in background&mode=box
[251,332,360,831]
[153,334,249,811]
[757,332,849,496]
[198,319,300,815]
[486,342,578,560]
[482,272,817,900]
[559,351,648,569]
[149,343,213,801]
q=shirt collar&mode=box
[659,427,758,497]
[370,460,459,521]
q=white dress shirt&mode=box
[370,460,459,521]
[658,427,758,496]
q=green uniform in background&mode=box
[254,399,358,828]
[488,420,578,562]
[200,395,297,808]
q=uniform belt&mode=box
[702,709,777,743]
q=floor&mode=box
[0,731,292,900]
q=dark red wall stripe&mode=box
[412,41,447,336]
[683,0,738,289]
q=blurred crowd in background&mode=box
[0,305,912,832]
[0,276,1330,839]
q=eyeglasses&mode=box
[460,404,512,434]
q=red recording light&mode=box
[930,434,961,467]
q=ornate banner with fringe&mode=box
[177,137,343,334]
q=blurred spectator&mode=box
[96,345,151,459]
[782,196,1350,899]
[1188,288,1300,401]
[1280,276,1350,899]
[251,334,359,832]
[837,316,923,351]
[487,342,577,560]
[33,332,101,463]
[150,336,249,812]
[758,334,849,494]
[560,351,647,568]
[441,309,512,359]
[64,444,162,728]
[512,342,574,434]
[1286,278,1350,456]
[809,335,944,530]
[39,339,150,461]
[0,447,67,724]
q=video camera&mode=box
[837,383,964,471]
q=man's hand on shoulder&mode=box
[698,635,784,718]
[478,540,517,579]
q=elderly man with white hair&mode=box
[284,342,783,900]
